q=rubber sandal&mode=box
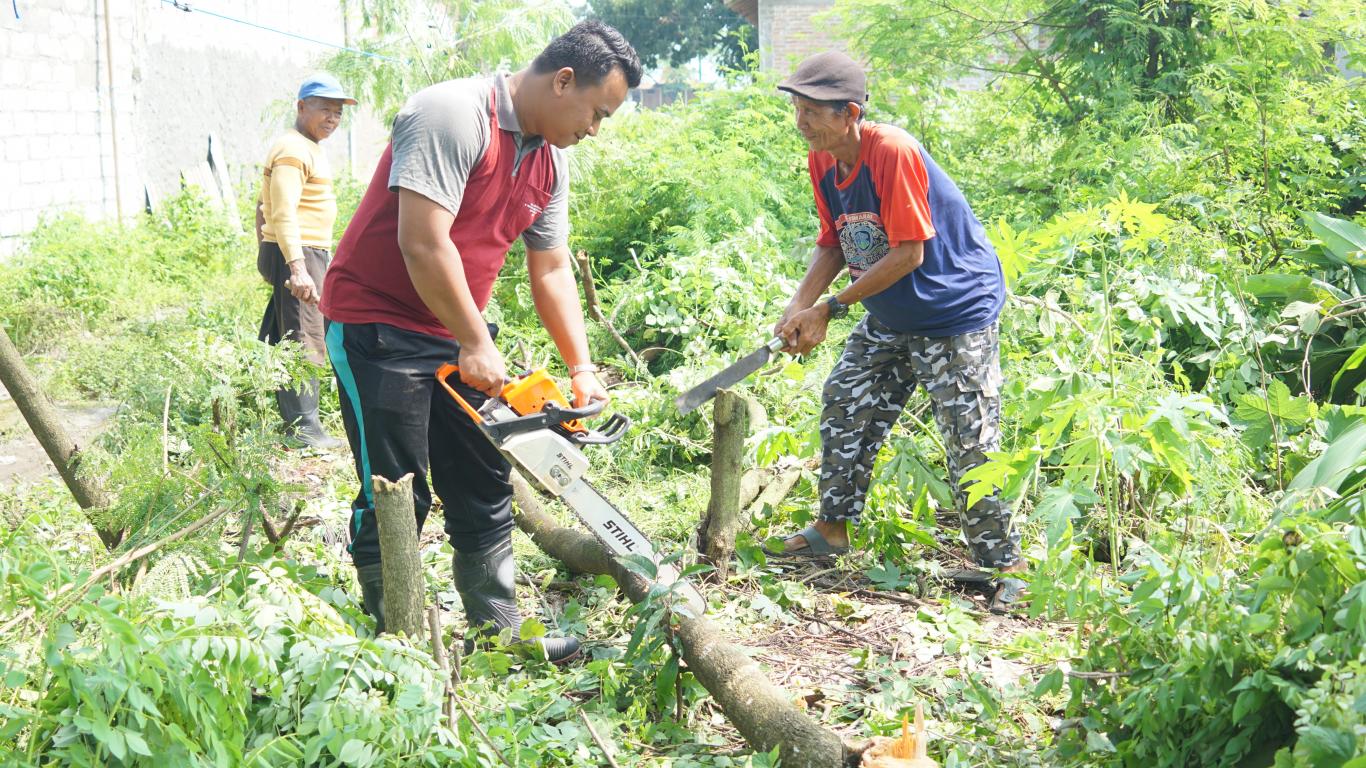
[989,577,1027,615]
[763,525,850,559]
[942,568,995,586]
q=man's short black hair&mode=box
[532,20,642,89]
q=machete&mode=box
[675,337,785,415]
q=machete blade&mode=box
[675,337,784,415]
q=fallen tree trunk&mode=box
[511,471,853,768]
[374,473,425,638]
[0,325,121,549]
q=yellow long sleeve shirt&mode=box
[259,129,336,263]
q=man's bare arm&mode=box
[396,188,504,394]
[527,245,608,405]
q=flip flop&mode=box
[940,569,1028,613]
[941,568,996,586]
[989,577,1027,615]
[763,525,850,559]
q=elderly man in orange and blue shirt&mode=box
[768,52,1026,612]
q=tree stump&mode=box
[698,389,749,581]
[373,473,425,638]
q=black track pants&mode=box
[325,320,513,568]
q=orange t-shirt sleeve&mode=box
[808,153,840,248]
[872,136,936,246]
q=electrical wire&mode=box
[161,0,407,63]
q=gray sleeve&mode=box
[522,147,570,251]
[388,81,489,217]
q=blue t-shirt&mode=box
[810,123,1004,337]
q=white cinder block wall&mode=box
[0,0,387,257]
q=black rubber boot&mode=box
[356,562,386,634]
[276,378,343,451]
[453,537,581,664]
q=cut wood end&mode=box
[371,473,415,494]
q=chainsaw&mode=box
[436,365,706,615]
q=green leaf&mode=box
[338,738,368,765]
[1304,213,1366,266]
[1034,667,1064,696]
[1235,379,1314,424]
[1259,574,1294,591]
[1329,342,1366,400]
[104,728,127,761]
[865,561,908,591]
[1231,689,1264,723]
[1303,212,1366,295]
[1245,613,1275,634]
[617,554,659,580]
[960,457,1016,509]
[655,654,680,714]
[1288,421,1366,492]
[519,617,547,642]
[1298,726,1356,767]
[1032,484,1094,548]
[124,730,153,757]
[990,219,1033,289]
[1085,730,1117,754]
[1242,273,1319,303]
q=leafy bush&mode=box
[568,81,812,278]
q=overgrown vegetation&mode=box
[2,1,1363,765]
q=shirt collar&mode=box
[493,72,541,143]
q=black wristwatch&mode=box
[824,294,850,320]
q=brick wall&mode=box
[757,0,846,75]
[0,0,387,257]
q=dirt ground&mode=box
[0,383,116,486]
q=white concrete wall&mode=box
[0,0,388,256]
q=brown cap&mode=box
[776,51,867,104]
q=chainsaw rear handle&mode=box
[435,364,628,445]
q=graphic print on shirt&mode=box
[835,211,889,277]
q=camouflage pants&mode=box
[818,316,1020,568]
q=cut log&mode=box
[739,468,766,510]
[511,471,853,767]
[748,464,803,517]
[373,473,425,638]
[0,325,121,549]
[698,389,748,581]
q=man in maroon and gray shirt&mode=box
[321,21,641,661]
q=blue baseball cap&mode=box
[298,73,357,105]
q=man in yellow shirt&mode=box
[256,73,355,449]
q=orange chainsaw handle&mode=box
[435,363,491,425]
